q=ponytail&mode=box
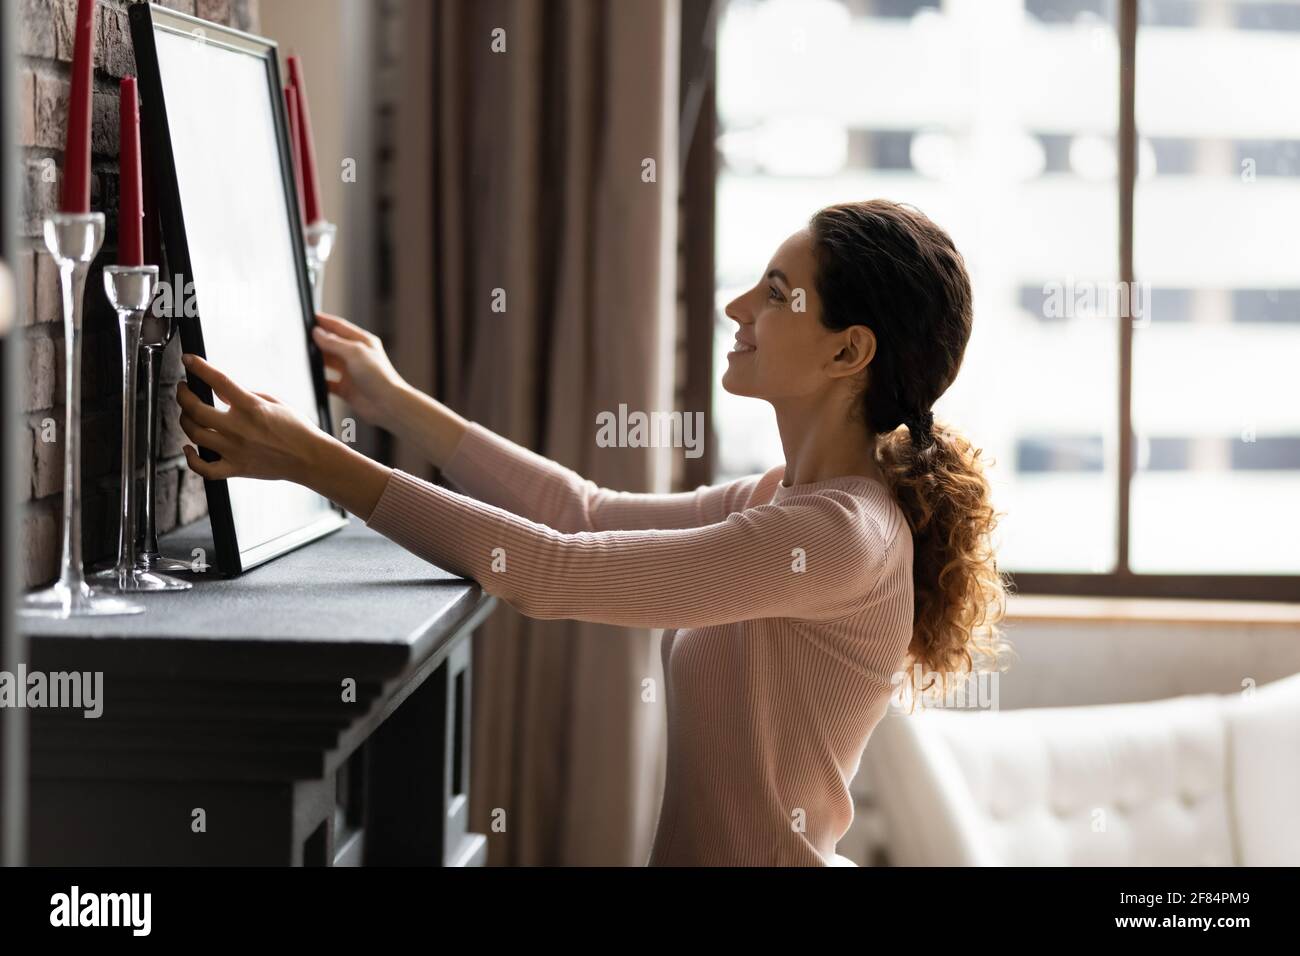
[876,419,1010,703]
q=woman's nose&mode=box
[724,291,749,325]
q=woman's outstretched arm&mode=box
[435,421,771,533]
[362,468,886,630]
[175,353,887,630]
[310,312,469,467]
[313,312,761,532]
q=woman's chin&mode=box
[720,365,753,397]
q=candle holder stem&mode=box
[59,260,89,582]
[135,341,194,573]
[89,265,189,593]
[140,345,162,555]
[21,214,143,618]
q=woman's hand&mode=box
[311,312,405,425]
[176,353,394,520]
[177,354,327,485]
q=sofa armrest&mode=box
[1225,671,1300,866]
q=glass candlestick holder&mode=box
[303,219,336,313]
[135,299,195,574]
[90,265,191,594]
[21,213,144,618]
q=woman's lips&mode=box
[731,340,756,353]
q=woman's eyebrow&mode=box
[766,269,790,287]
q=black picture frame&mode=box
[128,3,346,576]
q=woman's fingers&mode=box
[321,354,347,389]
[314,312,373,343]
[311,324,364,358]
[183,444,238,481]
[178,412,235,458]
[175,381,226,429]
[176,377,239,479]
[182,354,257,409]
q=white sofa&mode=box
[862,670,1300,866]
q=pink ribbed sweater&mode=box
[365,422,915,866]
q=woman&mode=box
[176,199,1008,866]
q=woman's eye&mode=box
[767,286,784,302]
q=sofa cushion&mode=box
[910,694,1236,866]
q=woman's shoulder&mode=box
[706,466,909,556]
[762,467,910,551]
[699,465,787,515]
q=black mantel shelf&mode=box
[20,517,496,867]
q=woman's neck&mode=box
[772,393,884,487]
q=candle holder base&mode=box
[87,565,191,592]
[138,553,200,573]
[21,580,145,618]
[87,546,196,586]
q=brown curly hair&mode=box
[809,200,1011,708]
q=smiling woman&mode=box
[176,199,1008,865]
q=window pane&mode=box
[715,0,1120,572]
[1131,0,1300,573]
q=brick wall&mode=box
[15,0,259,588]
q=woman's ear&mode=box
[829,325,876,379]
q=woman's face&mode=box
[721,227,874,403]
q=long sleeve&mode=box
[441,422,770,532]
[365,468,889,630]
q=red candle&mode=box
[59,0,97,213]
[117,77,144,266]
[284,86,307,227]
[286,56,323,225]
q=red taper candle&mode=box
[284,85,307,227]
[286,56,323,225]
[117,77,144,266]
[60,0,97,213]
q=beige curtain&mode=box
[392,0,680,865]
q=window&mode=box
[710,0,1300,598]
[1130,0,1300,575]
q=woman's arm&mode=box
[436,420,771,533]
[313,312,764,532]
[310,312,469,467]
[175,353,881,630]
[380,378,469,470]
[363,468,886,630]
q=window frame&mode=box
[684,0,1300,602]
